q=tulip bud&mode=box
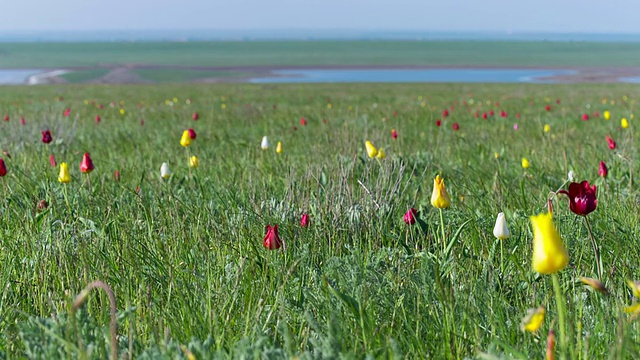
[403,208,418,225]
[521,158,530,169]
[300,213,310,227]
[192,112,199,121]
[180,130,192,147]
[391,129,398,139]
[189,156,198,168]
[80,153,94,173]
[598,161,608,177]
[276,142,283,154]
[114,170,120,181]
[58,162,71,183]
[41,130,53,144]
[544,124,551,133]
[431,175,451,209]
[603,110,611,120]
[300,117,307,126]
[622,118,629,129]
[0,159,6,177]
[365,141,378,158]
[49,154,56,168]
[261,136,270,150]
[263,224,283,250]
[531,213,569,274]
[187,128,197,139]
[493,212,510,240]
[160,162,171,179]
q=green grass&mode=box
[60,68,111,83]
[0,83,639,358]
[1,41,640,68]
[133,69,249,83]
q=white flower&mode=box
[568,170,575,182]
[160,162,171,179]
[261,136,270,150]
[493,212,510,240]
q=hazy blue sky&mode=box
[0,0,637,33]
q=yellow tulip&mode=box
[365,141,378,158]
[376,148,386,159]
[58,162,71,183]
[521,158,530,169]
[276,141,283,154]
[622,118,629,129]
[521,306,545,332]
[531,213,569,274]
[627,280,640,298]
[543,124,551,133]
[494,152,500,159]
[430,175,451,209]
[604,110,611,120]
[180,130,192,147]
[189,156,198,168]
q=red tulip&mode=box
[300,117,307,126]
[114,170,120,181]
[474,111,479,118]
[49,154,56,168]
[3,115,8,122]
[482,112,488,119]
[20,117,26,125]
[263,224,282,250]
[598,161,608,177]
[63,108,71,117]
[558,180,597,216]
[556,99,561,104]
[140,119,145,126]
[37,200,48,211]
[187,128,197,139]
[99,104,104,109]
[516,113,521,119]
[593,111,599,118]
[494,102,500,107]
[41,130,52,144]
[0,159,6,176]
[192,112,199,121]
[606,135,616,150]
[442,109,449,117]
[403,208,418,225]
[393,111,398,117]
[545,105,552,112]
[80,152,94,173]
[435,119,442,127]
[489,110,495,116]
[452,122,460,131]
[581,113,589,121]
[300,213,310,227]
[500,110,507,118]
[95,115,101,124]
[391,129,398,139]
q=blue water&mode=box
[0,69,42,84]
[620,76,640,83]
[250,68,576,84]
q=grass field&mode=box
[3,41,640,68]
[0,83,639,358]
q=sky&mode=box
[0,0,638,33]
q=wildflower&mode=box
[300,213,310,227]
[522,158,530,169]
[545,105,552,112]
[114,170,121,181]
[49,154,56,168]
[482,112,488,119]
[20,117,25,125]
[276,142,283,154]
[3,115,8,121]
[58,162,71,183]
[180,130,192,147]
[582,113,589,121]
[546,329,556,360]
[568,170,574,182]
[63,108,71,117]
[513,123,519,131]
[494,152,499,159]
[544,124,551,133]
[442,109,449,117]
[430,175,451,209]
[261,136,270,150]
[604,110,611,120]
[598,161,608,177]
[452,122,460,131]
[376,148,386,159]
[95,115,101,124]
[606,135,616,150]
[365,141,378,158]
[622,118,629,129]
[521,306,545,332]
[558,181,597,216]
[192,112,199,121]
[160,162,171,179]
[580,277,608,294]
[79,153,94,173]
[189,156,198,168]
[403,208,418,225]
[531,212,569,274]
[41,130,52,144]
[263,224,283,250]
[493,212,510,240]
[37,199,48,211]
[300,117,307,126]
[0,159,6,177]
[391,129,398,139]
[187,128,197,139]
[435,119,442,127]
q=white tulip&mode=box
[160,162,171,179]
[493,212,510,240]
[568,170,575,182]
[261,136,270,150]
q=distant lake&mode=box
[250,68,576,84]
[0,69,42,84]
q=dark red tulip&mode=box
[558,181,597,216]
[606,135,616,150]
[20,117,26,125]
[114,170,120,181]
[598,161,608,177]
[192,112,199,121]
[403,208,418,225]
[80,153,94,173]
[300,117,307,126]
[482,112,488,119]
[436,119,442,127]
[442,109,449,117]
[556,99,561,104]
[41,130,52,144]
[99,104,104,109]
[263,224,282,250]
[95,115,101,124]
[391,129,398,139]
[300,213,310,227]
[63,108,71,117]
[49,154,56,168]
[500,110,507,118]
[37,199,48,211]
[582,113,589,121]
[545,105,552,112]
[0,159,6,177]
[187,128,197,139]
[452,122,460,131]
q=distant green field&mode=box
[133,69,249,83]
[1,41,640,68]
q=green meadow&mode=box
[0,83,639,359]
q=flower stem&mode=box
[500,240,504,274]
[439,208,446,252]
[551,273,567,359]
[584,216,603,280]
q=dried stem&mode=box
[72,280,118,360]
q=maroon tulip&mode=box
[95,115,101,124]
[452,122,460,131]
[187,128,197,139]
[20,117,26,125]
[558,181,597,216]
[582,113,589,121]
[80,153,94,173]
[37,200,48,211]
[192,112,199,121]
[140,119,145,126]
[300,213,310,227]
[391,129,398,139]
[63,108,71,117]
[263,224,282,250]
[442,109,449,117]
[606,135,616,150]
[598,161,608,177]
[0,159,6,177]
[41,130,52,144]
[49,154,56,168]
[300,117,307,126]
[403,208,418,225]
[556,99,561,104]
[435,119,442,127]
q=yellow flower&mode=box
[543,124,551,133]
[494,152,500,159]
[430,175,451,209]
[189,156,198,168]
[119,108,125,115]
[531,213,569,274]
[180,130,192,147]
[58,162,71,183]
[622,118,629,129]
[521,306,545,332]
[376,148,386,159]
[365,141,378,158]
[521,157,530,169]
[276,141,283,154]
[604,110,611,120]
[627,279,640,298]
